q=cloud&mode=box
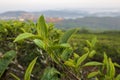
[0,0,120,12]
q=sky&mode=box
[0,0,120,12]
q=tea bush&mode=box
[0,15,120,80]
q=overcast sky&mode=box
[0,0,120,12]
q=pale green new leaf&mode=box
[103,53,108,65]
[59,43,71,48]
[89,50,96,58]
[109,58,115,78]
[24,57,38,80]
[0,50,16,77]
[83,47,89,53]
[64,60,75,67]
[95,77,99,80]
[87,71,100,78]
[115,74,120,80]
[114,63,120,68]
[50,43,71,49]
[37,15,48,38]
[105,75,111,80]
[91,37,97,48]
[76,53,88,68]
[14,33,35,42]
[86,40,92,48]
[73,53,79,59]
[86,37,97,48]
[10,73,20,80]
[34,39,46,50]
[59,29,77,43]
[102,53,109,74]
[83,61,102,67]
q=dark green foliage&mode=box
[41,67,60,80]
[70,32,120,63]
[0,50,16,77]
[10,57,38,80]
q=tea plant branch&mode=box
[11,61,24,70]
[65,68,80,80]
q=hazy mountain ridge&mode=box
[0,10,120,30]
[0,10,120,18]
[55,17,120,30]
[0,11,29,17]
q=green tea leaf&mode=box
[86,37,97,48]
[114,63,120,68]
[0,50,16,77]
[34,39,46,50]
[83,61,102,67]
[61,48,73,61]
[95,77,99,80]
[59,29,77,43]
[37,15,48,38]
[10,73,20,80]
[86,40,92,48]
[64,60,75,67]
[87,71,100,78]
[24,57,38,80]
[109,58,115,78]
[41,67,60,80]
[103,53,108,65]
[14,33,35,42]
[50,43,71,49]
[103,53,110,76]
[91,37,97,48]
[115,74,120,80]
[73,53,79,59]
[76,53,88,68]
[89,50,96,58]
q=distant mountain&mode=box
[0,11,29,17]
[33,10,120,18]
[0,10,120,18]
[32,10,88,18]
[55,17,120,30]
